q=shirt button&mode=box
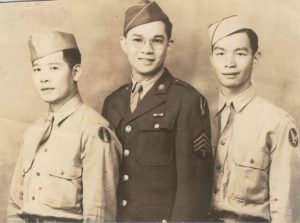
[36,172,40,176]
[124,149,130,157]
[44,148,48,152]
[250,159,254,164]
[220,140,225,145]
[154,123,160,129]
[32,196,35,200]
[125,125,132,133]
[214,187,218,194]
[122,175,129,181]
[216,165,222,171]
[121,200,127,207]
[61,171,64,176]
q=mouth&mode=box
[40,87,55,93]
[222,72,239,76]
[138,58,155,64]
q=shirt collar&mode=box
[217,84,256,113]
[48,94,83,126]
[131,68,164,93]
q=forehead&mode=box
[213,32,251,51]
[33,51,65,65]
[126,21,167,38]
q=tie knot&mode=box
[132,82,143,93]
[46,113,55,123]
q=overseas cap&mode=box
[208,15,254,48]
[28,31,78,62]
[123,0,172,35]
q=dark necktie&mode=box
[130,82,143,112]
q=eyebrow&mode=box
[213,47,225,51]
[235,47,250,52]
[130,34,165,39]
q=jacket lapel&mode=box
[127,69,174,123]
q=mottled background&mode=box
[1,0,300,221]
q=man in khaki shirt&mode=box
[7,31,122,222]
[209,15,300,222]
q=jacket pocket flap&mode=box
[48,165,82,180]
[234,151,269,170]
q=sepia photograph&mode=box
[1,0,300,222]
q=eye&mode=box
[32,67,41,72]
[49,66,59,71]
[152,39,164,44]
[236,52,248,56]
[215,52,224,56]
[132,38,143,43]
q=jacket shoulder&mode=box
[170,78,207,100]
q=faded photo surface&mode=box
[1,0,300,221]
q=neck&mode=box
[132,66,165,82]
[220,82,251,99]
[49,91,78,112]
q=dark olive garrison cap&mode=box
[123,0,172,35]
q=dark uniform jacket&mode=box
[102,69,213,222]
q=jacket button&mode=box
[124,149,130,157]
[250,159,254,164]
[220,140,225,145]
[125,125,132,133]
[162,220,167,223]
[121,200,127,207]
[216,165,222,171]
[122,175,129,181]
[214,187,218,194]
[154,123,160,129]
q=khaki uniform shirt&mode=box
[211,85,300,223]
[7,94,122,222]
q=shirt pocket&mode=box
[42,163,82,211]
[229,150,270,204]
[135,116,175,165]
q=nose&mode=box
[140,40,154,54]
[225,55,236,68]
[40,70,50,83]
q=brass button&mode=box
[121,200,127,207]
[124,149,130,157]
[123,175,129,181]
[154,123,160,129]
[125,125,132,133]
[162,220,167,223]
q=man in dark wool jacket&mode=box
[102,1,213,222]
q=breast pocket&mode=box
[43,163,82,210]
[229,150,270,204]
[136,117,176,165]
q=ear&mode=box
[252,50,261,67]
[167,39,174,52]
[120,36,128,54]
[72,64,82,82]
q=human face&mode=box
[120,21,172,80]
[210,32,259,96]
[32,51,80,109]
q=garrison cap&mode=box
[123,0,172,35]
[208,15,255,48]
[28,31,78,62]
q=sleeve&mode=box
[81,125,122,223]
[269,116,300,223]
[7,143,24,222]
[170,94,214,221]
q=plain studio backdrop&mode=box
[1,0,300,221]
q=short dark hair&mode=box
[62,48,81,68]
[124,20,173,40]
[231,29,259,54]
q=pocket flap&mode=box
[138,116,175,131]
[48,165,82,180]
[234,151,269,170]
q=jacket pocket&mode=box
[229,150,270,203]
[43,163,82,210]
[135,117,175,165]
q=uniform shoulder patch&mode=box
[98,126,111,143]
[193,132,212,159]
[289,128,298,148]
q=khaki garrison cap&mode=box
[28,31,78,62]
[208,15,255,48]
[123,0,172,35]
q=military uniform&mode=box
[102,69,213,222]
[211,85,300,223]
[8,95,122,222]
